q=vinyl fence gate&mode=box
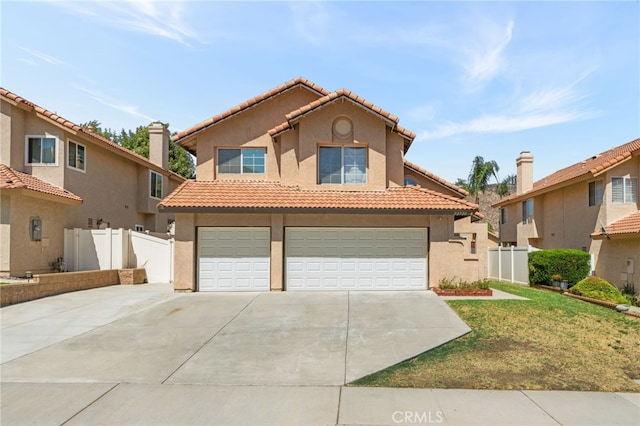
[487,246,537,285]
[64,228,174,283]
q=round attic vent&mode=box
[333,118,353,138]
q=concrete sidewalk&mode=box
[1,382,638,425]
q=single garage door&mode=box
[198,227,270,291]
[285,227,427,291]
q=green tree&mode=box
[496,174,516,198]
[457,156,500,203]
[81,121,195,178]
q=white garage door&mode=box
[198,227,270,292]
[285,227,427,291]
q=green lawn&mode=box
[352,282,640,391]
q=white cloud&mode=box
[18,46,67,66]
[461,20,514,90]
[417,76,598,141]
[52,0,201,46]
[76,86,156,123]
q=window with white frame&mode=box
[522,199,534,224]
[67,140,86,171]
[588,179,603,206]
[612,177,638,203]
[150,171,163,199]
[26,136,57,165]
[319,146,366,184]
[218,148,266,174]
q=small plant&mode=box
[570,276,629,304]
[552,274,562,281]
[437,277,490,290]
[622,283,640,307]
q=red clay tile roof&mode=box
[0,88,185,182]
[592,210,640,238]
[267,88,416,149]
[172,77,329,145]
[404,160,469,197]
[158,180,479,213]
[494,138,640,207]
[0,164,83,204]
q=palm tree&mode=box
[466,156,500,204]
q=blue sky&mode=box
[2,0,638,183]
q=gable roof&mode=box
[0,88,185,182]
[158,179,478,214]
[494,138,640,207]
[592,210,640,239]
[172,77,329,150]
[403,160,469,197]
[0,164,82,204]
[267,88,416,150]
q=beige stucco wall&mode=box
[172,212,487,292]
[1,97,182,276]
[403,168,463,198]
[1,191,72,276]
[593,237,640,291]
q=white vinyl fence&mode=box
[64,228,174,283]
[488,246,539,284]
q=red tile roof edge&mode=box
[158,179,479,212]
[494,137,640,207]
[0,164,83,203]
[404,160,469,197]
[0,88,185,182]
[267,89,416,145]
[172,77,329,143]
[591,210,640,238]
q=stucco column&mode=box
[270,214,284,291]
[174,213,195,292]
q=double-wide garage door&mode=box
[286,228,428,291]
[197,227,428,291]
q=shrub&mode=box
[528,249,590,286]
[438,277,490,290]
[569,276,629,304]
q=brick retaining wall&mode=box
[0,269,147,307]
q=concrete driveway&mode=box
[0,284,470,386]
[2,284,639,425]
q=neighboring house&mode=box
[494,140,640,290]
[0,88,185,277]
[159,77,486,292]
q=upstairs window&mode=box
[150,171,163,199]
[588,179,603,206]
[612,177,638,204]
[67,140,86,171]
[522,199,534,224]
[404,176,417,186]
[26,136,57,165]
[319,146,366,184]
[218,148,265,174]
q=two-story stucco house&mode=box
[159,77,487,292]
[494,139,640,290]
[0,88,185,277]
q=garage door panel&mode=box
[198,227,270,292]
[285,228,427,291]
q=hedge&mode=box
[528,249,590,286]
[569,276,629,304]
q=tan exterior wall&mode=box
[173,212,487,292]
[194,87,321,181]
[2,191,72,276]
[593,238,640,291]
[403,168,463,198]
[1,97,182,277]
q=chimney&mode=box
[516,151,534,195]
[149,122,169,170]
